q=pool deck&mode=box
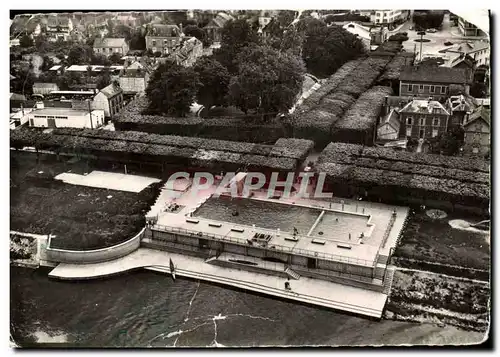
[48,248,387,318]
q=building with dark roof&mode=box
[398,99,450,140]
[399,66,473,101]
[93,38,129,57]
[463,106,490,156]
[93,83,124,118]
[204,12,235,43]
[46,16,74,42]
[145,24,182,54]
[377,109,400,141]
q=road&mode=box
[393,13,487,59]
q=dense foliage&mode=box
[145,63,201,116]
[193,57,231,108]
[413,10,445,30]
[184,25,209,46]
[229,45,305,117]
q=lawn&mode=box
[10,151,162,250]
[394,211,490,271]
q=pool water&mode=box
[193,196,320,236]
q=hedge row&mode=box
[114,96,287,144]
[377,53,415,83]
[316,143,490,204]
[10,128,313,172]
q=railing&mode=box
[381,213,397,249]
[150,224,376,267]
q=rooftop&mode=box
[147,24,181,37]
[400,66,472,84]
[100,83,123,98]
[205,12,235,29]
[93,37,127,48]
[465,105,490,127]
[31,107,92,116]
[399,99,450,116]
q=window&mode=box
[407,84,413,92]
[441,86,446,94]
[406,117,413,125]
[406,125,412,137]
[419,84,424,92]
[152,40,156,46]
[430,85,435,93]
[419,117,425,126]
[432,128,439,137]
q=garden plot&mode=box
[55,171,161,193]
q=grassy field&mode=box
[387,270,490,332]
[10,151,162,250]
[394,211,490,271]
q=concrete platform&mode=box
[54,171,161,193]
[48,248,387,318]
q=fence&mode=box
[151,224,376,267]
[44,228,144,264]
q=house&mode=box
[443,53,476,70]
[456,15,487,37]
[10,15,42,38]
[447,94,475,127]
[204,12,235,43]
[113,14,139,28]
[145,24,183,55]
[93,83,124,118]
[369,26,389,46]
[370,10,403,29]
[48,65,64,75]
[462,106,490,156]
[398,99,450,140]
[32,83,60,96]
[342,22,371,51]
[377,109,401,141]
[439,41,490,67]
[27,103,104,129]
[118,61,151,94]
[93,38,129,57]
[167,37,203,67]
[46,16,74,42]
[399,66,473,100]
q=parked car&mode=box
[427,28,438,33]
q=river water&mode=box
[11,267,484,347]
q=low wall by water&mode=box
[44,228,145,264]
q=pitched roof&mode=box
[447,54,476,69]
[100,83,123,98]
[205,12,234,29]
[147,24,181,37]
[47,16,71,27]
[399,99,450,116]
[33,82,59,89]
[465,106,490,127]
[448,95,474,113]
[93,37,127,48]
[342,22,371,41]
[378,109,400,131]
[400,66,472,84]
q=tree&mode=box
[301,23,365,78]
[215,19,261,74]
[129,30,146,50]
[193,57,230,108]
[96,69,112,90]
[429,126,465,156]
[229,45,305,118]
[57,71,83,90]
[91,53,111,66]
[145,63,201,116]
[109,52,123,64]
[413,11,445,29]
[41,55,55,72]
[67,44,92,65]
[184,25,208,46]
[19,34,33,48]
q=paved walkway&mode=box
[48,248,387,318]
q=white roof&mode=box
[342,22,371,41]
[49,65,62,71]
[66,65,124,72]
[450,9,489,35]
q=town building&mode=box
[462,106,490,156]
[439,41,490,67]
[447,94,475,127]
[167,37,203,67]
[112,14,139,28]
[32,82,60,96]
[398,99,450,140]
[118,61,151,94]
[457,15,487,37]
[93,38,129,57]
[377,109,400,141]
[370,10,403,29]
[145,24,183,55]
[46,16,74,42]
[342,22,371,51]
[93,83,124,119]
[399,66,473,101]
[369,26,389,47]
[443,53,476,70]
[27,104,104,129]
[204,12,235,44]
